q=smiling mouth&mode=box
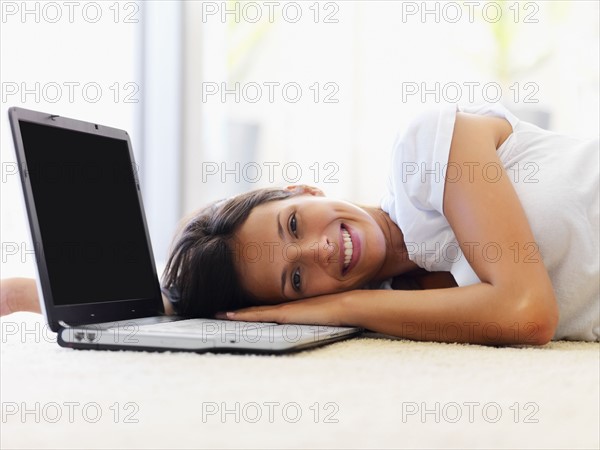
[341,226,353,271]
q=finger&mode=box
[215,305,275,320]
[214,312,261,321]
[226,306,282,323]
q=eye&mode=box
[291,268,302,292]
[289,212,298,236]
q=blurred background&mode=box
[1,0,598,277]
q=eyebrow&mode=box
[277,211,284,240]
[277,211,288,299]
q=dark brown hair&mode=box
[161,187,301,317]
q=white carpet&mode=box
[1,312,599,449]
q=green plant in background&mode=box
[226,0,274,84]
[463,0,571,94]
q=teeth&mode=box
[342,228,353,269]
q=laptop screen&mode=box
[18,120,157,307]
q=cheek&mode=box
[238,263,272,300]
[367,225,386,255]
[302,271,336,297]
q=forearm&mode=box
[0,278,41,315]
[344,284,551,346]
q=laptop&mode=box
[8,107,362,354]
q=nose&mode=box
[299,235,335,268]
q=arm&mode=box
[226,113,559,346]
[353,112,558,345]
[0,278,41,315]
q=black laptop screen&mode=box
[18,120,157,306]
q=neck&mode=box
[363,206,419,283]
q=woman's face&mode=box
[233,190,387,303]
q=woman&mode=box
[2,103,598,345]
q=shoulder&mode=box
[383,104,515,216]
[399,105,513,154]
[452,111,514,152]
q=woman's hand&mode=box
[215,291,356,327]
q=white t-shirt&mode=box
[380,103,599,342]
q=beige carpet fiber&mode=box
[1,312,599,449]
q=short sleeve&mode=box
[380,103,459,271]
[401,103,521,215]
[380,102,520,280]
[458,102,520,130]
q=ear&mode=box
[285,184,325,197]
